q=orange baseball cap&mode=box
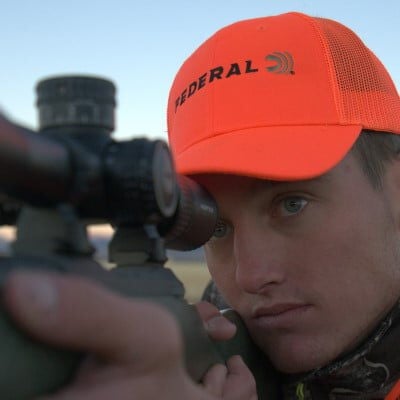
[167,12,400,180]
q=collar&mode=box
[282,300,400,399]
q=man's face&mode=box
[197,152,400,373]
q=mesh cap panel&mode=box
[315,17,400,132]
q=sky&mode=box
[1,0,399,142]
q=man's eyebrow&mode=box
[258,172,332,190]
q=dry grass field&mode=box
[0,226,212,303]
[99,260,211,304]
[166,260,211,303]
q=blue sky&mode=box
[1,0,399,141]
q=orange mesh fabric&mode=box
[315,17,400,133]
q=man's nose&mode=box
[233,222,286,294]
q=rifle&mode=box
[0,75,278,399]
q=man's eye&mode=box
[212,219,230,238]
[275,196,308,217]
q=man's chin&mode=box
[256,335,335,375]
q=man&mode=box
[3,11,400,399]
[166,10,400,398]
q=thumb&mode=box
[3,270,183,368]
[195,301,236,341]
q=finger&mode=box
[40,364,193,400]
[3,270,183,369]
[38,358,191,400]
[195,301,221,320]
[37,377,143,400]
[223,356,257,400]
[201,363,227,397]
[70,357,126,387]
[195,301,236,341]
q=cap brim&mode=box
[174,125,362,181]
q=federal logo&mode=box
[265,52,295,75]
[174,51,295,112]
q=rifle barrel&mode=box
[0,114,71,206]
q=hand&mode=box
[3,271,257,399]
[196,301,258,400]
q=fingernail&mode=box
[11,273,58,314]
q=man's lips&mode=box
[250,303,312,329]
[252,303,309,318]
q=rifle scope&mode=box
[0,76,217,250]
